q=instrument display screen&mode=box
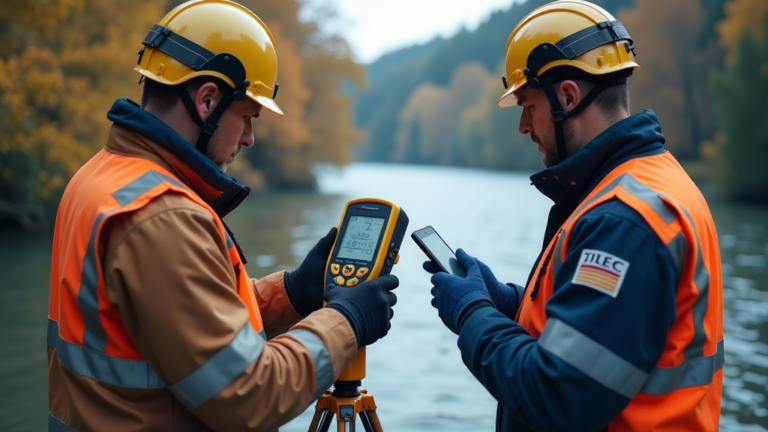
[336,216,385,262]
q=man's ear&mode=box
[193,82,221,122]
[558,80,581,113]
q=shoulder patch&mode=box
[572,249,629,298]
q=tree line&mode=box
[357,0,768,204]
[0,0,364,229]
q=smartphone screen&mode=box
[412,227,467,278]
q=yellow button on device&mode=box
[356,267,369,278]
[342,264,355,277]
[394,254,400,264]
[334,276,345,286]
[346,278,359,287]
[330,263,340,275]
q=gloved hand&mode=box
[424,251,520,319]
[324,275,399,348]
[430,249,494,334]
[284,227,337,317]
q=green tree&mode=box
[711,1,768,202]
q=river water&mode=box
[0,163,766,431]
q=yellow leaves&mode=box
[1,0,363,206]
[718,0,768,63]
[0,0,166,204]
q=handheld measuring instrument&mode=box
[310,199,408,432]
[323,199,408,381]
[325,199,409,290]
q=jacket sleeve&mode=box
[251,272,303,339]
[457,200,678,431]
[103,203,357,432]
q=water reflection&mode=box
[712,202,768,431]
[0,163,767,431]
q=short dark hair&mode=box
[141,76,231,115]
[543,66,631,119]
[571,79,630,118]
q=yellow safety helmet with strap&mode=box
[135,0,283,154]
[497,0,640,163]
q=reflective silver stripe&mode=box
[169,322,264,409]
[554,173,681,280]
[111,170,163,206]
[539,318,648,399]
[666,232,687,279]
[641,339,724,395]
[78,171,186,352]
[225,231,234,249]
[679,207,711,359]
[288,329,334,400]
[49,412,78,432]
[47,319,166,389]
[618,175,677,225]
[77,209,112,352]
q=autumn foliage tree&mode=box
[0,0,363,229]
[394,61,542,171]
[394,63,489,164]
[0,0,163,229]
[618,0,722,160]
[183,0,365,189]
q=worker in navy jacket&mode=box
[424,2,724,431]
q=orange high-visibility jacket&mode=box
[518,151,723,431]
[48,102,357,432]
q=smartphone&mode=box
[411,226,467,278]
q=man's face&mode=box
[207,99,262,173]
[515,86,571,168]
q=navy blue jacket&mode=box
[459,111,679,432]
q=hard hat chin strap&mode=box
[140,24,273,157]
[540,73,628,164]
[177,87,235,156]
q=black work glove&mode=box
[324,275,399,348]
[284,227,337,316]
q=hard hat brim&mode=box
[250,92,284,116]
[497,85,522,109]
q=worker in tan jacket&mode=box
[47,1,399,431]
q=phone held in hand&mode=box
[411,226,467,278]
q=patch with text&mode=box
[571,249,629,298]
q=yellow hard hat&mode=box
[497,0,639,109]
[135,0,283,116]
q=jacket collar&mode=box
[530,109,666,206]
[106,98,250,218]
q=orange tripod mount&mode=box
[309,199,409,432]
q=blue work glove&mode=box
[324,275,399,349]
[284,227,337,316]
[423,251,520,319]
[430,249,494,334]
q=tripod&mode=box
[307,347,383,432]
[307,379,383,432]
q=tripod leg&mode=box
[361,410,383,432]
[309,409,324,432]
[358,411,375,432]
[310,409,334,432]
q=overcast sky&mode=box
[306,0,518,64]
